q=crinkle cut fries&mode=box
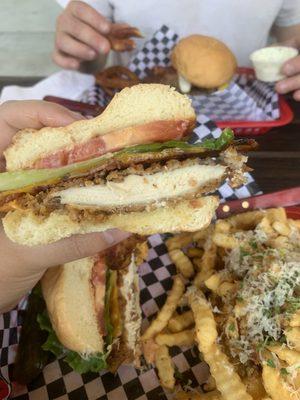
[141,207,300,400]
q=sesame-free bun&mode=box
[41,252,142,363]
[41,258,104,354]
[4,84,195,171]
[171,35,237,89]
[3,196,218,246]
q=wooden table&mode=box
[246,97,300,193]
[0,77,299,194]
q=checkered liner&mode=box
[190,77,279,121]
[128,25,279,121]
[0,83,261,400]
[129,25,177,79]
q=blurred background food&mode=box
[250,46,299,82]
[171,34,237,92]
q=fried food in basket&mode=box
[141,275,185,341]
[95,65,179,96]
[169,249,195,279]
[142,207,300,398]
[142,66,179,88]
[95,66,141,96]
[155,345,175,390]
[108,24,143,52]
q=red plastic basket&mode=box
[216,68,294,136]
[286,206,300,220]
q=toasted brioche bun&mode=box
[41,253,141,361]
[3,196,219,246]
[4,84,195,171]
[171,35,237,89]
[42,258,104,354]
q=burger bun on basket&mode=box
[171,34,237,92]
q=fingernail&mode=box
[283,63,294,76]
[102,231,116,245]
[88,49,96,59]
[101,22,110,34]
[276,81,287,93]
[102,230,131,245]
[70,111,85,120]
[99,42,109,54]
[294,91,300,101]
[70,60,79,69]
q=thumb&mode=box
[0,100,85,155]
[2,229,131,274]
[38,230,131,269]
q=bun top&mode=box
[171,35,237,89]
[5,84,195,172]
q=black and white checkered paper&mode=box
[128,25,279,121]
[2,33,263,398]
[82,25,279,123]
[0,87,260,399]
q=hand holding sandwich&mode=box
[0,85,251,311]
[0,100,129,313]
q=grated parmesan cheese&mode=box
[221,226,300,364]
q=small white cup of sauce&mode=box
[250,46,298,82]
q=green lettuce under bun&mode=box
[37,312,108,374]
[0,129,234,193]
[37,269,115,374]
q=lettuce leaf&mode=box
[0,129,234,193]
[36,267,117,374]
[63,351,107,374]
[37,311,108,374]
[37,312,65,358]
[194,128,234,150]
[0,153,113,192]
[127,128,234,153]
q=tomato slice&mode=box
[33,119,191,169]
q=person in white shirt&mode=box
[54,0,300,100]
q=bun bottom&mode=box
[3,196,219,246]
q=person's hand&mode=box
[0,101,129,313]
[275,54,300,100]
[273,38,300,101]
[53,0,111,69]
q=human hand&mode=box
[0,101,129,312]
[53,0,111,69]
[275,54,300,100]
[272,37,300,100]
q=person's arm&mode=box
[0,101,129,313]
[275,24,300,101]
[272,24,300,100]
[53,0,113,70]
[271,1,300,100]
[274,23,300,43]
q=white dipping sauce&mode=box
[250,46,298,82]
